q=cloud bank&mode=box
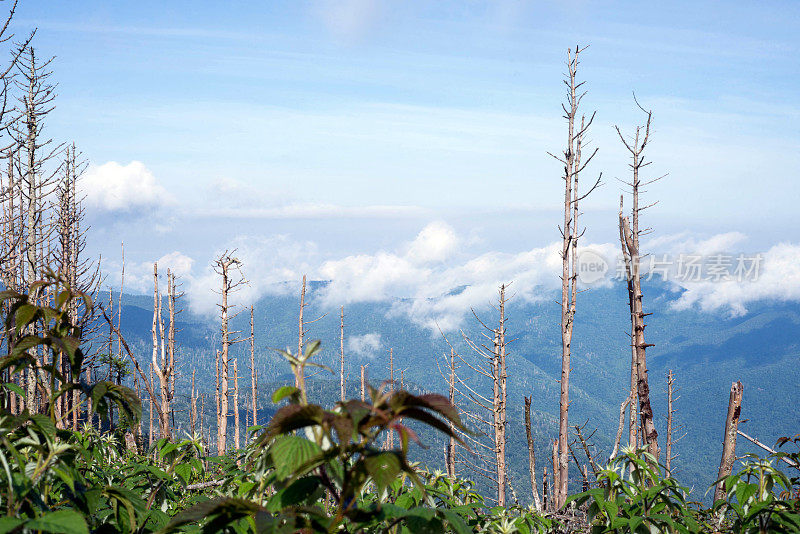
[81,161,173,212]
[104,221,800,330]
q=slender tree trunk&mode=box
[340,306,345,402]
[250,305,257,428]
[542,467,549,513]
[360,365,365,401]
[714,381,743,502]
[446,349,456,479]
[497,286,508,506]
[551,440,559,510]
[386,349,395,449]
[666,370,675,476]
[621,215,658,458]
[191,368,197,435]
[148,364,154,446]
[524,396,542,511]
[233,358,240,450]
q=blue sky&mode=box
[10,1,800,318]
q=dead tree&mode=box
[547,45,602,509]
[444,284,511,506]
[213,252,247,454]
[339,306,345,402]
[233,358,240,450]
[360,365,366,401]
[616,98,664,461]
[664,370,686,476]
[446,348,457,479]
[151,265,180,441]
[524,396,543,511]
[714,381,743,502]
[295,274,326,393]
[249,305,257,428]
[12,45,66,414]
[190,368,197,435]
[385,348,395,450]
[611,394,634,461]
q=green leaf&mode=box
[0,518,24,534]
[1,382,24,397]
[266,404,323,437]
[271,385,300,404]
[25,510,89,534]
[364,452,401,491]
[15,304,38,332]
[269,435,323,480]
[266,476,323,512]
[440,510,471,534]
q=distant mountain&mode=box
[104,279,800,503]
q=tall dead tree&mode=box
[445,348,457,479]
[12,44,66,414]
[445,285,512,505]
[714,381,743,502]
[190,368,197,435]
[524,396,543,511]
[214,252,246,454]
[233,359,240,450]
[340,306,346,402]
[249,305,257,428]
[151,265,181,440]
[548,45,601,509]
[616,98,664,460]
[385,348,395,450]
[294,274,325,393]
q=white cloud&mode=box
[405,220,459,264]
[114,223,800,330]
[81,161,173,212]
[670,243,800,315]
[347,333,382,359]
[101,250,195,294]
[157,251,194,278]
[186,234,319,316]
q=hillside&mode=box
[105,278,800,503]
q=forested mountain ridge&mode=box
[105,278,800,501]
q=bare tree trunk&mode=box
[446,349,456,479]
[542,467,549,513]
[524,396,542,511]
[611,394,633,461]
[497,286,508,506]
[148,364,154,446]
[666,370,675,476]
[233,358,240,450]
[714,381,743,502]
[360,365,365,401]
[297,274,306,390]
[620,215,658,459]
[250,305,257,428]
[616,101,662,461]
[214,254,245,454]
[386,349,395,450]
[151,265,174,441]
[190,368,197,435]
[551,440,559,510]
[215,349,221,452]
[340,306,345,402]
[550,45,601,509]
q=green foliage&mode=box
[569,447,703,533]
